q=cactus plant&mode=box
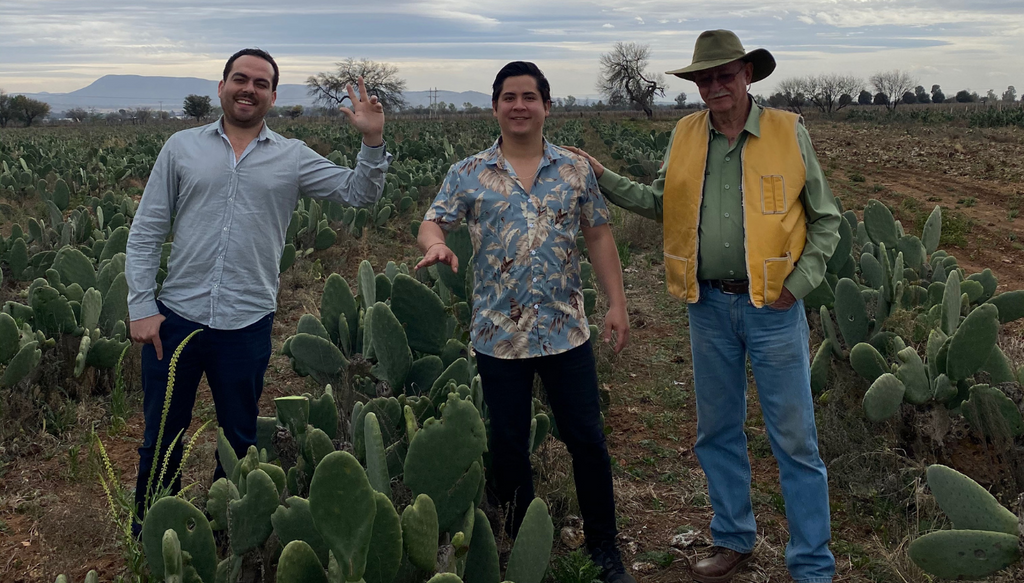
[849,342,889,383]
[505,498,555,583]
[1,340,41,387]
[405,393,487,533]
[365,492,404,583]
[391,274,449,355]
[228,467,280,555]
[321,273,359,349]
[863,373,905,422]
[369,302,413,391]
[364,412,391,499]
[402,493,439,572]
[895,347,931,405]
[834,278,869,347]
[309,451,377,582]
[810,341,832,394]
[272,496,331,567]
[946,304,999,381]
[926,464,1019,534]
[908,529,1020,580]
[960,385,1024,440]
[986,290,1024,325]
[141,496,218,583]
[277,540,329,583]
[941,271,962,337]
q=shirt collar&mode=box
[481,136,562,172]
[707,97,762,138]
[212,116,274,142]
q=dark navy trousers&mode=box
[476,342,617,548]
[134,302,273,520]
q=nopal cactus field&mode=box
[1,113,1023,582]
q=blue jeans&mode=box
[134,302,274,521]
[689,284,834,583]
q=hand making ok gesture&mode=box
[340,76,385,148]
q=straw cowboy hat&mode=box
[666,29,776,83]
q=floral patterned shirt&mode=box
[424,138,610,359]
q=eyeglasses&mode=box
[693,68,745,88]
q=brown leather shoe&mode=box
[690,547,754,583]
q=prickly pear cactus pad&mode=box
[505,498,555,583]
[926,465,1019,535]
[277,540,329,583]
[309,451,377,582]
[140,496,217,583]
[908,529,1020,580]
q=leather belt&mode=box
[702,279,749,295]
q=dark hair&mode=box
[492,61,551,105]
[223,48,280,91]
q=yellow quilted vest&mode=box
[662,107,807,307]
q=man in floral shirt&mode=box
[416,61,633,583]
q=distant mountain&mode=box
[21,75,495,114]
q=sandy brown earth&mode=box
[2,118,1024,582]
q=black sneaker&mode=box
[590,541,637,583]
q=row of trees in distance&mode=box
[0,91,51,127]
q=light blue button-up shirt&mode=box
[424,139,609,359]
[126,118,391,329]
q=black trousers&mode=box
[134,302,273,520]
[476,342,617,547]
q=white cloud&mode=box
[603,24,615,28]
[636,17,645,25]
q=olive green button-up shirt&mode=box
[596,102,841,300]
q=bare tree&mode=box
[775,77,807,114]
[597,42,667,118]
[64,107,88,122]
[803,73,862,115]
[307,58,407,112]
[870,70,917,111]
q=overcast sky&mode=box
[2,0,1022,100]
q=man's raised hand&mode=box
[340,76,385,147]
[563,146,605,179]
[414,242,459,273]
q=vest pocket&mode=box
[664,253,690,299]
[760,175,788,214]
[762,252,793,305]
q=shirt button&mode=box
[724,184,730,190]
[724,213,730,218]
[724,242,731,248]
[533,304,540,309]
[729,270,736,275]
[532,277,538,283]
[530,250,536,256]
[528,223,534,228]
[223,227,228,231]
[725,156,731,162]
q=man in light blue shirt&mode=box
[125,48,390,526]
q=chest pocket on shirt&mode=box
[760,175,788,214]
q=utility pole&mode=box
[428,88,438,119]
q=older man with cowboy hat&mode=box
[568,30,841,583]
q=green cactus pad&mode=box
[277,540,329,583]
[1,341,41,388]
[834,278,869,347]
[440,339,469,369]
[0,312,22,365]
[353,397,403,463]
[161,528,184,583]
[863,199,899,249]
[405,394,488,533]
[850,343,889,383]
[364,413,391,499]
[288,333,348,378]
[926,464,1019,535]
[803,280,835,311]
[298,314,331,340]
[375,273,393,302]
[961,384,1024,439]
[99,272,128,336]
[357,260,376,308]
[981,346,1016,385]
[430,357,471,403]
[863,373,905,422]
[933,374,956,403]
[946,303,999,381]
[321,274,359,349]
[216,428,239,481]
[921,205,942,254]
[401,493,439,572]
[280,243,297,272]
[391,274,448,355]
[407,355,444,396]
[986,290,1024,324]
[961,279,984,304]
[272,497,331,567]
[52,247,96,291]
[307,388,339,440]
[825,216,854,273]
[464,507,500,583]
[425,575,462,583]
[896,347,931,405]
[206,478,238,531]
[810,341,832,395]
[967,269,998,303]
[859,253,884,290]
[941,271,962,336]
[141,497,217,583]
[369,302,413,391]
[304,427,335,469]
[436,225,473,301]
[505,498,555,583]
[365,492,403,583]
[908,529,1019,581]
[31,284,79,337]
[897,235,926,274]
[228,468,280,554]
[926,328,948,382]
[309,451,377,582]
[276,396,310,439]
